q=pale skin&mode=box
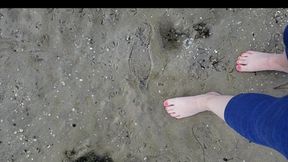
[164,51,288,120]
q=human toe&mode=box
[241,52,252,57]
[236,64,249,72]
[236,58,247,65]
[164,99,175,107]
[236,64,242,71]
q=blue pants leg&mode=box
[284,25,288,58]
[224,25,288,159]
[224,93,288,159]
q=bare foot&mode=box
[236,51,288,73]
[163,92,220,119]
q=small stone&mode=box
[61,81,65,86]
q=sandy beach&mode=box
[0,8,287,162]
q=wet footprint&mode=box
[191,123,224,161]
[74,152,113,162]
[193,22,211,39]
[64,149,113,162]
[128,22,152,89]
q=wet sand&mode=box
[0,8,287,162]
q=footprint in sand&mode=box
[128,23,152,89]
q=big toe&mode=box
[163,99,175,107]
[163,100,169,107]
[236,64,249,72]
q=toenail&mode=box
[236,65,241,71]
[163,100,168,107]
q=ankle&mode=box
[269,53,288,72]
[205,94,218,112]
